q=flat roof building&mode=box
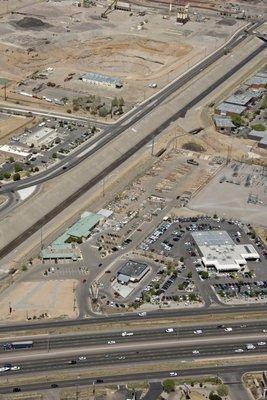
[225,93,255,106]
[41,244,81,261]
[192,231,259,272]
[23,127,58,148]
[213,116,235,133]
[117,260,150,283]
[0,144,30,160]
[246,74,267,89]
[81,73,123,88]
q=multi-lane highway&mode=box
[1,320,266,353]
[1,302,267,333]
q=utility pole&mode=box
[151,136,155,156]
[4,83,7,101]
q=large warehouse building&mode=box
[191,231,259,272]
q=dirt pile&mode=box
[12,17,51,30]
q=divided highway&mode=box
[1,320,266,353]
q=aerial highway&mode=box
[0,362,267,394]
[1,303,267,333]
[1,320,266,353]
[0,20,263,195]
[0,32,266,260]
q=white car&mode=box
[192,350,199,355]
[263,329,267,333]
[165,328,174,333]
[169,372,178,376]
[118,356,126,360]
[10,366,20,371]
[107,340,116,345]
[0,367,9,373]
[234,349,244,353]
[78,356,87,361]
[121,332,134,337]
[138,312,147,317]
[225,327,233,332]
[257,342,266,346]
[194,329,203,335]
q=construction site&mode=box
[0,0,248,116]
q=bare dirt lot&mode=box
[0,0,244,109]
[0,279,78,321]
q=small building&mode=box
[117,260,150,284]
[247,130,267,149]
[224,93,256,107]
[215,102,246,116]
[259,135,267,149]
[246,74,267,89]
[80,72,123,88]
[115,1,131,11]
[213,116,235,134]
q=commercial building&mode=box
[191,231,259,272]
[117,260,150,284]
[115,1,131,11]
[80,73,123,88]
[22,127,58,148]
[215,102,246,116]
[67,212,104,241]
[0,144,30,161]
[41,244,81,261]
[224,93,256,107]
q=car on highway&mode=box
[138,312,147,317]
[192,350,199,355]
[246,344,255,350]
[13,388,21,392]
[257,342,266,346]
[165,328,174,333]
[78,356,87,361]
[118,356,126,360]
[10,366,20,371]
[121,331,134,337]
[51,383,58,388]
[107,340,116,345]
[169,372,178,376]
[234,349,244,353]
[224,327,233,332]
[194,329,203,335]
[0,367,10,373]
[68,360,77,365]
[95,379,104,384]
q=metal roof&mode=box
[67,212,102,238]
[246,75,267,86]
[81,72,122,86]
[213,116,234,128]
[225,93,255,106]
[192,231,234,246]
[118,260,149,279]
[248,129,266,140]
[216,102,246,115]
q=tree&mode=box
[201,271,209,279]
[187,271,192,279]
[9,156,15,163]
[99,106,109,118]
[213,213,218,219]
[251,123,265,131]
[231,114,245,127]
[3,172,11,179]
[21,265,28,272]
[209,392,222,400]
[189,292,198,302]
[14,163,23,173]
[118,97,125,107]
[163,379,175,393]
[13,172,21,181]
[111,97,119,108]
[52,153,57,159]
[180,256,184,263]
[217,384,228,397]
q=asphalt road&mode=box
[1,320,266,353]
[0,21,262,196]
[1,338,267,375]
[0,33,265,260]
[1,303,267,333]
[1,362,266,394]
